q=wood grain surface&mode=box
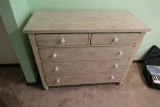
[28,34,48,88]
[91,33,140,45]
[39,46,134,61]
[42,60,128,74]
[45,72,123,86]
[23,11,150,33]
[121,33,146,82]
[23,11,150,89]
[36,33,89,47]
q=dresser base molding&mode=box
[45,82,122,89]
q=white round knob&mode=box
[55,67,58,71]
[110,76,114,79]
[52,53,57,58]
[113,37,118,42]
[114,64,118,68]
[61,38,65,43]
[56,78,60,83]
[119,51,123,55]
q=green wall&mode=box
[0,0,38,83]
[27,0,160,60]
[9,0,29,28]
[9,0,38,83]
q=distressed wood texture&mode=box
[28,34,48,89]
[39,46,134,61]
[23,11,150,33]
[36,34,89,47]
[120,33,146,82]
[42,60,128,75]
[23,11,150,90]
[91,33,140,45]
[45,72,123,86]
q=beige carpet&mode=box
[0,63,160,107]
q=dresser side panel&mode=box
[121,32,145,82]
[28,34,48,88]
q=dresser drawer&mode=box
[45,72,123,86]
[39,47,134,61]
[35,34,89,47]
[42,60,128,74]
[91,33,140,45]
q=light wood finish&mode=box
[24,11,150,90]
[28,34,47,89]
[120,33,145,82]
[36,34,89,47]
[45,72,123,86]
[23,11,150,33]
[42,60,128,75]
[39,47,134,61]
[91,33,140,45]
[44,86,49,90]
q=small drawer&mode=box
[45,72,123,86]
[39,47,134,61]
[91,33,140,45]
[35,34,89,47]
[42,60,128,74]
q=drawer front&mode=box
[45,72,123,86]
[91,33,140,45]
[36,34,89,47]
[39,47,134,61]
[42,60,128,74]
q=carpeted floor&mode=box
[0,63,160,107]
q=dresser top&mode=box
[23,11,150,33]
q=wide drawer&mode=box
[39,47,134,61]
[45,72,123,86]
[42,60,128,74]
[91,33,140,45]
[35,34,89,47]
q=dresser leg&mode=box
[117,82,123,86]
[44,86,49,90]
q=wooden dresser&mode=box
[23,11,150,90]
